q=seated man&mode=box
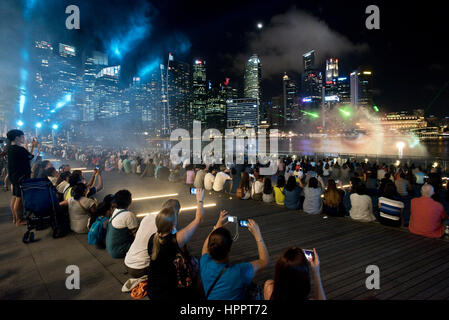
[212,166,232,193]
[106,190,138,259]
[409,184,447,238]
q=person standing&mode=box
[7,130,38,226]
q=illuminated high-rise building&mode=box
[282,73,299,129]
[31,40,56,121]
[335,76,350,104]
[95,65,121,119]
[55,43,79,121]
[325,58,339,84]
[191,59,207,126]
[350,70,373,108]
[303,50,315,71]
[82,51,108,122]
[167,54,191,131]
[244,54,262,104]
[226,98,259,129]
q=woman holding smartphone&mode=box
[264,247,326,301]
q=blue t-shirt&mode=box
[200,254,254,300]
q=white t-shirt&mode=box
[350,194,375,222]
[213,172,230,192]
[125,214,157,270]
[110,208,139,230]
[204,173,215,190]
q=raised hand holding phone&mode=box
[215,209,229,229]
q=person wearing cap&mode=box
[6,129,37,226]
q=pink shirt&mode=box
[186,170,195,185]
[409,197,447,238]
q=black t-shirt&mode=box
[147,233,179,300]
[7,145,33,183]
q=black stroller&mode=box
[20,178,69,243]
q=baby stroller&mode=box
[20,178,69,243]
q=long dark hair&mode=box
[276,175,286,188]
[240,172,250,191]
[270,247,311,301]
[263,177,273,194]
[285,176,298,192]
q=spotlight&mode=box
[35,122,42,128]
[17,120,24,127]
[52,124,59,130]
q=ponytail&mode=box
[150,207,177,261]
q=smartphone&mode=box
[239,220,249,228]
[190,187,197,195]
[95,166,99,170]
[227,216,236,223]
[303,249,314,261]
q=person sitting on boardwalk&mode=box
[323,179,345,217]
[213,166,232,193]
[264,247,326,301]
[300,176,324,215]
[283,176,302,210]
[378,181,404,227]
[409,184,447,238]
[349,184,376,222]
[147,189,205,300]
[125,199,180,278]
[273,175,286,206]
[106,190,138,259]
[237,172,251,200]
[204,167,215,191]
[200,212,269,300]
[262,176,274,203]
[60,182,97,234]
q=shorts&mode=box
[12,183,22,197]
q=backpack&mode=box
[88,216,108,245]
[173,245,200,289]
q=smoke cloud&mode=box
[233,8,369,79]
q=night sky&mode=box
[1,0,448,116]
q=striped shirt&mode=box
[379,197,404,221]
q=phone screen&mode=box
[227,216,235,223]
[190,187,196,195]
[239,220,249,228]
[303,249,314,261]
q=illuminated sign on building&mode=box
[325,95,340,102]
[302,97,312,103]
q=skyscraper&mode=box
[303,50,315,71]
[325,58,339,84]
[226,98,259,129]
[301,50,322,111]
[350,70,373,108]
[335,76,350,104]
[55,43,79,121]
[82,51,108,122]
[31,40,55,121]
[191,59,207,126]
[167,55,192,131]
[244,54,262,103]
[95,65,121,119]
[282,73,299,129]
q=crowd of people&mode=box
[2,128,449,301]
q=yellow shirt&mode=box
[273,186,285,205]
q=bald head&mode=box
[421,184,434,197]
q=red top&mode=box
[409,197,447,238]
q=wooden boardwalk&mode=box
[1,168,449,300]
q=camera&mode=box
[227,216,249,228]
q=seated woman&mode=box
[106,190,139,259]
[147,189,205,301]
[237,172,252,200]
[200,211,269,300]
[283,176,302,210]
[230,167,241,194]
[264,247,325,301]
[262,177,274,203]
[251,175,264,201]
[273,175,286,206]
[349,184,376,222]
[323,179,345,217]
[378,181,404,227]
[60,182,97,234]
[300,177,324,214]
